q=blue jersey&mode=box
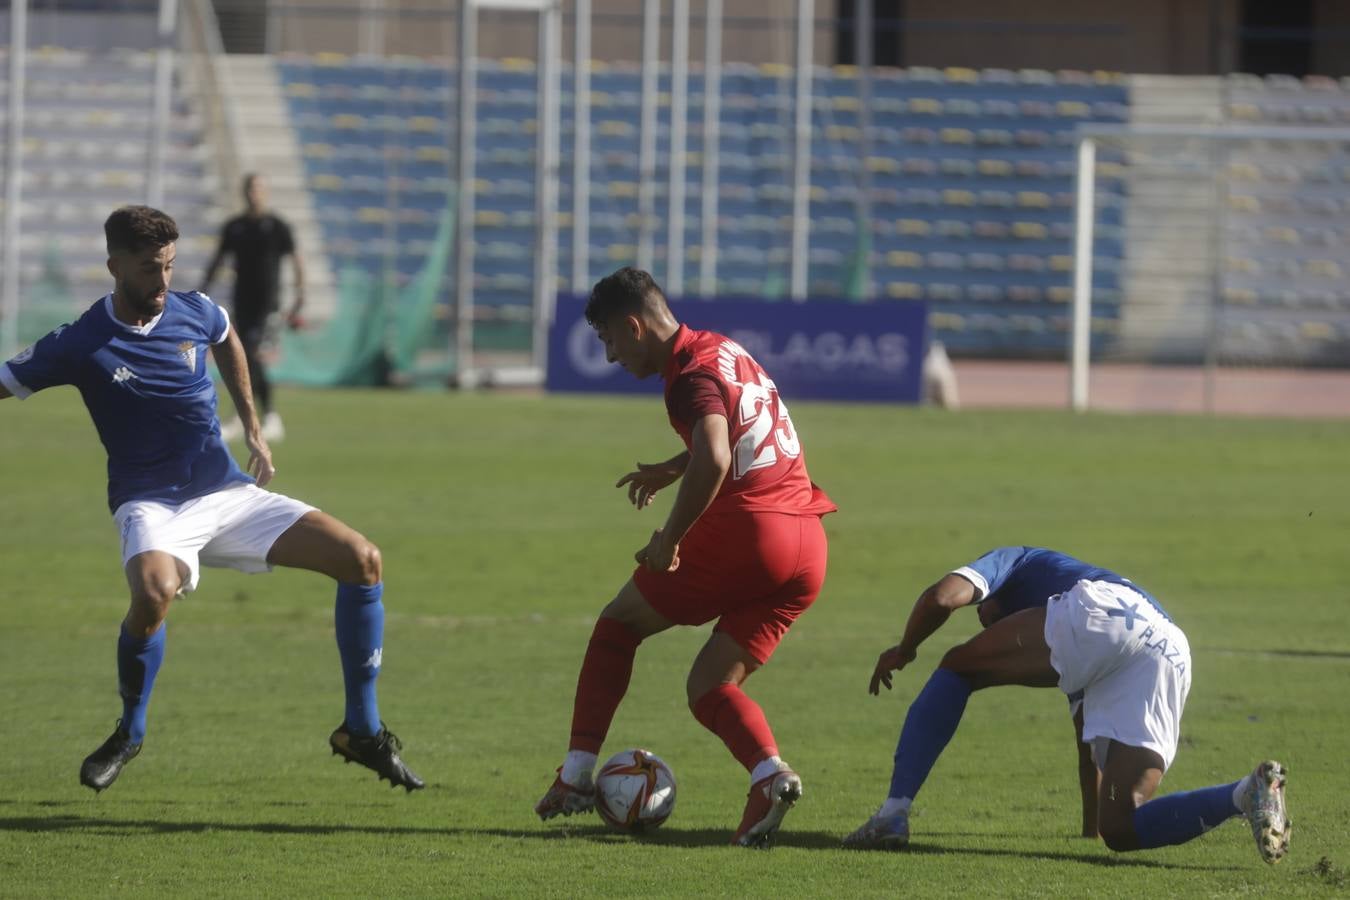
[0,291,253,512]
[952,546,1170,621]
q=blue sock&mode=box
[888,668,973,802]
[118,624,166,744]
[335,582,384,737]
[1131,781,1242,849]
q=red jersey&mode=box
[662,325,836,517]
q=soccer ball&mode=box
[595,748,677,832]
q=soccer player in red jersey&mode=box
[535,267,836,847]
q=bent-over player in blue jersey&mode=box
[0,207,422,793]
[843,546,1290,865]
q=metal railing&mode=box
[181,0,245,212]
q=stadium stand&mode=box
[276,57,1132,357]
[4,46,1348,365]
[0,46,221,341]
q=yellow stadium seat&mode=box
[887,282,923,299]
[886,250,923,268]
[897,219,932,236]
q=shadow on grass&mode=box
[901,842,1229,872]
[0,815,1228,868]
[1206,646,1350,660]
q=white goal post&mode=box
[1070,123,1350,412]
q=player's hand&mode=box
[285,304,306,331]
[869,643,917,695]
[616,461,684,509]
[635,529,679,573]
[244,430,276,487]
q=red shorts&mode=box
[632,510,829,664]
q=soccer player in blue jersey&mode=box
[843,546,1290,865]
[0,206,422,793]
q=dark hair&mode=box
[104,206,179,255]
[242,172,260,196]
[585,267,665,327]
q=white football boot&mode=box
[535,768,596,820]
[732,769,802,848]
[842,809,910,850]
[261,411,286,443]
[1239,760,1291,864]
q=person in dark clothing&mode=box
[201,173,306,442]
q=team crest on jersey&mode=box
[177,341,198,371]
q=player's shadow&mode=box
[0,815,459,838]
[901,841,1230,872]
[0,816,1229,869]
[0,815,839,849]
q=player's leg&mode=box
[82,551,188,792]
[1096,742,1289,861]
[687,630,804,848]
[82,496,204,793]
[238,319,272,416]
[846,608,1057,849]
[1067,581,1289,862]
[262,508,421,790]
[536,579,674,819]
[268,511,384,738]
[701,514,826,847]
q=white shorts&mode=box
[1044,579,1192,772]
[114,484,316,592]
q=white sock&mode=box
[1232,774,1253,814]
[750,755,786,785]
[561,750,597,786]
[879,797,912,819]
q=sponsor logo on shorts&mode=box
[1107,598,1147,631]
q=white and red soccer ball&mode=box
[595,748,677,832]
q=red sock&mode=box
[691,683,779,772]
[569,617,642,754]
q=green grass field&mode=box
[2,388,1348,897]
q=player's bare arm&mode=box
[635,414,730,573]
[1073,704,1101,838]
[616,451,690,509]
[212,327,275,486]
[199,244,225,295]
[869,573,978,695]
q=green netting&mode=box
[274,199,457,387]
[390,200,456,385]
[272,264,390,386]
